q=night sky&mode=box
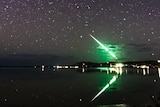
[0,0,160,62]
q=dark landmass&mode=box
[0,55,159,68]
[0,54,76,67]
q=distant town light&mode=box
[115,63,124,68]
[42,65,45,68]
[41,65,45,72]
[34,66,37,68]
[75,66,79,69]
[141,65,148,69]
[64,66,69,69]
[56,65,63,69]
[158,60,160,63]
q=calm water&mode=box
[0,67,160,106]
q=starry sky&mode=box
[0,0,160,62]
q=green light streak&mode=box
[91,75,118,102]
[89,34,121,102]
[89,34,118,59]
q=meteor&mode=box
[91,75,118,102]
[89,34,118,59]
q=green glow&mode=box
[89,34,118,59]
[91,75,118,102]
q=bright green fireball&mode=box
[89,34,118,59]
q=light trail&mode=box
[89,34,118,59]
[89,34,120,102]
[91,75,118,102]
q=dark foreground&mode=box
[0,67,160,107]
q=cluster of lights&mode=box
[115,63,124,68]
[39,65,79,72]
[132,65,150,69]
[53,65,79,69]
[140,65,149,69]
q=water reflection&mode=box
[91,65,124,102]
[0,66,160,106]
[74,65,160,103]
[143,68,146,75]
[158,67,160,78]
[96,67,123,75]
[81,68,85,72]
[90,67,160,77]
[96,104,129,107]
[91,75,118,102]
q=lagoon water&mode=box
[0,67,160,106]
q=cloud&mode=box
[126,43,155,52]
